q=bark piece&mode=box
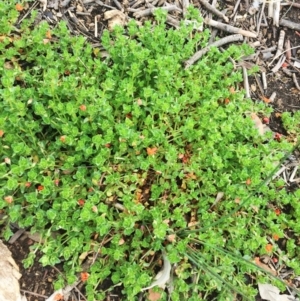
[0,240,26,301]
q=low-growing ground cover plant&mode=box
[0,2,300,300]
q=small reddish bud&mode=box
[79,104,86,111]
[265,244,273,253]
[105,143,111,148]
[245,178,251,186]
[274,133,282,142]
[80,272,89,282]
[37,185,44,191]
[60,135,66,143]
[54,179,60,186]
[78,199,85,206]
[25,182,31,188]
[262,117,269,124]
[272,257,278,263]
[0,130,4,137]
[92,205,98,213]
[274,208,281,216]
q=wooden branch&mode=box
[184,34,244,69]
[205,18,257,38]
[292,74,300,91]
[279,19,300,31]
[243,66,250,98]
[133,5,181,18]
[199,0,229,22]
[275,30,285,58]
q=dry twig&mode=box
[279,19,300,31]
[184,34,244,69]
[199,0,229,22]
[205,18,257,38]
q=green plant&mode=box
[0,3,299,300]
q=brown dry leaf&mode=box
[250,113,270,136]
[254,257,277,276]
[104,10,127,31]
[147,147,158,156]
[135,188,142,203]
[45,30,52,39]
[261,96,271,103]
[148,288,162,301]
[118,238,125,245]
[166,234,176,243]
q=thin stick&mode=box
[182,0,189,16]
[281,1,300,8]
[133,5,181,18]
[205,18,257,38]
[268,45,300,66]
[17,1,39,24]
[256,0,265,34]
[243,66,250,98]
[230,0,241,18]
[268,0,273,18]
[262,72,267,90]
[271,54,286,73]
[279,19,300,31]
[94,16,98,38]
[275,30,285,58]
[273,0,281,26]
[199,0,229,22]
[184,34,244,69]
[285,39,291,63]
[112,0,123,10]
[21,290,47,299]
[292,74,300,90]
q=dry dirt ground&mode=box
[2,0,300,300]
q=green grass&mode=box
[0,2,300,300]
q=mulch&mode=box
[2,0,300,300]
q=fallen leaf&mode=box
[147,147,158,156]
[250,113,270,136]
[261,96,271,103]
[254,257,277,276]
[104,10,127,31]
[148,288,162,301]
[4,196,13,204]
[45,30,52,39]
[166,234,176,243]
[229,86,235,94]
[54,293,63,301]
[141,253,171,292]
[258,283,296,301]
